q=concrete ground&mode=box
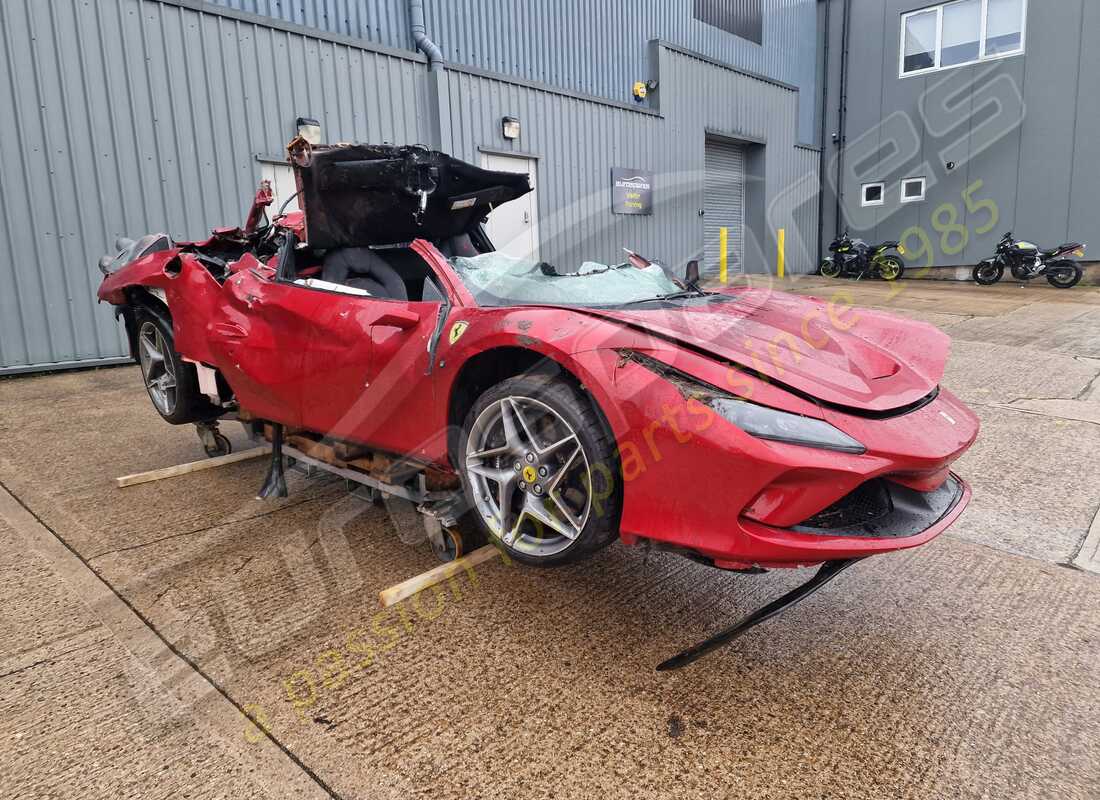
[1,278,1098,799]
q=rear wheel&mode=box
[819,259,841,278]
[1046,260,1082,289]
[135,311,219,425]
[877,256,904,281]
[973,262,1004,286]
[459,374,621,566]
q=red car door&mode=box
[209,258,321,426]
[298,291,445,459]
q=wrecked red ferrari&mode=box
[97,141,978,668]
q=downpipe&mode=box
[409,0,443,71]
[816,0,831,267]
[833,0,852,239]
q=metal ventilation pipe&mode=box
[409,0,443,71]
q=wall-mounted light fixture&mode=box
[501,116,520,140]
[297,116,322,145]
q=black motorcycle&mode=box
[973,232,1085,289]
[820,232,905,281]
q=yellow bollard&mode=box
[777,228,785,279]
[719,226,728,284]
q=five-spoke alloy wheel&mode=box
[133,310,218,425]
[138,320,179,417]
[459,375,621,566]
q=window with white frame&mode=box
[862,182,885,207]
[901,0,1026,76]
[901,177,926,203]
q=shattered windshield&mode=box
[450,252,692,307]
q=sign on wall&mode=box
[611,168,654,215]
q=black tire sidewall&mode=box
[820,259,841,278]
[973,263,1003,285]
[458,373,622,567]
[135,311,217,425]
[1046,261,1081,288]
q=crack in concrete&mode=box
[231,554,255,575]
[86,491,341,561]
[0,479,346,800]
[1069,503,1100,573]
[0,641,101,681]
[967,399,1100,427]
[1075,368,1100,401]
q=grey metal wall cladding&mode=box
[205,0,820,145]
[425,0,820,143]
[821,0,1100,268]
[661,48,821,274]
[0,0,428,373]
[439,45,819,278]
[694,0,764,45]
[0,2,818,373]
[206,0,413,48]
[703,140,746,275]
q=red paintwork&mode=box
[98,223,979,569]
[244,180,274,234]
[586,289,949,411]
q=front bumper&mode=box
[584,349,979,569]
[792,473,965,538]
[732,473,971,568]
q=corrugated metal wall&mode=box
[0,0,429,373]
[439,69,680,271]
[426,0,820,144]
[207,0,412,48]
[208,0,820,144]
[0,0,818,373]
[441,45,818,276]
[661,47,820,273]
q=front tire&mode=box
[819,258,842,278]
[135,311,219,425]
[1046,260,1082,289]
[973,262,1004,285]
[459,374,621,566]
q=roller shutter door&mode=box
[703,139,745,278]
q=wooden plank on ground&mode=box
[116,446,271,488]
[378,544,504,608]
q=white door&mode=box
[480,153,539,260]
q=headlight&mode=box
[711,397,866,454]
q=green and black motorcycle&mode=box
[819,231,905,281]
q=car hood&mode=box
[290,143,531,249]
[587,288,948,412]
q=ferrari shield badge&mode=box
[448,321,469,345]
